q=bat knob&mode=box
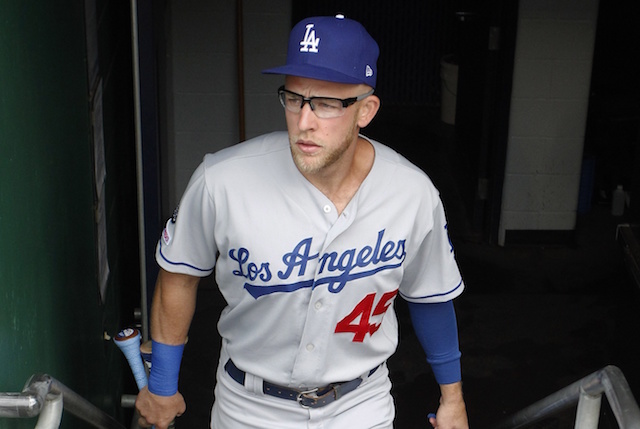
[115,328,140,342]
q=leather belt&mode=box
[224,359,378,409]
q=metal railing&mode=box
[493,365,640,429]
[5,366,637,429]
[0,373,125,429]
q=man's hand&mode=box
[429,382,469,429]
[135,386,186,429]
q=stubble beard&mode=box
[290,118,359,176]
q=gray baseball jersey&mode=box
[156,131,463,388]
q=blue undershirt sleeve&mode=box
[406,300,462,385]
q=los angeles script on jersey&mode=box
[230,229,406,299]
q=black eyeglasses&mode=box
[277,86,374,118]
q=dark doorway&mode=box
[292,1,519,244]
[584,1,640,222]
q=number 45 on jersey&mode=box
[335,290,398,342]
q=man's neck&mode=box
[305,137,374,215]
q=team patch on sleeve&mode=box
[162,206,180,245]
[162,219,173,245]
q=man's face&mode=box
[283,76,370,176]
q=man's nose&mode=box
[297,102,317,129]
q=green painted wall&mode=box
[0,1,139,427]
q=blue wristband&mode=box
[148,340,184,396]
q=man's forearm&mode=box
[136,269,198,428]
[151,268,200,344]
[406,300,462,384]
[440,381,464,405]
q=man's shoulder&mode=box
[362,135,441,202]
[204,131,289,166]
[366,137,430,179]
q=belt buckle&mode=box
[296,387,319,409]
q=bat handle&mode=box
[114,328,148,391]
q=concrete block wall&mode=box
[498,0,599,245]
[242,0,291,140]
[164,0,290,211]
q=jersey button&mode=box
[314,301,322,310]
[323,205,331,213]
[306,344,315,351]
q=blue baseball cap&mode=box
[263,15,379,88]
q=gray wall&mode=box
[163,0,291,212]
[499,0,599,244]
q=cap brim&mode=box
[262,64,370,87]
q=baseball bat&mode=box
[116,328,168,429]
[114,328,148,391]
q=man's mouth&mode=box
[296,140,321,154]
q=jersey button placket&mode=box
[305,301,322,352]
[291,286,329,382]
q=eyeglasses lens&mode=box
[278,90,346,119]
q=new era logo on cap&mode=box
[263,15,379,88]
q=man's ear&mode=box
[357,95,381,128]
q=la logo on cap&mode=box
[300,24,320,53]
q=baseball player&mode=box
[135,15,469,429]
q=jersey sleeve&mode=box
[155,160,217,277]
[400,198,464,303]
[407,300,462,384]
